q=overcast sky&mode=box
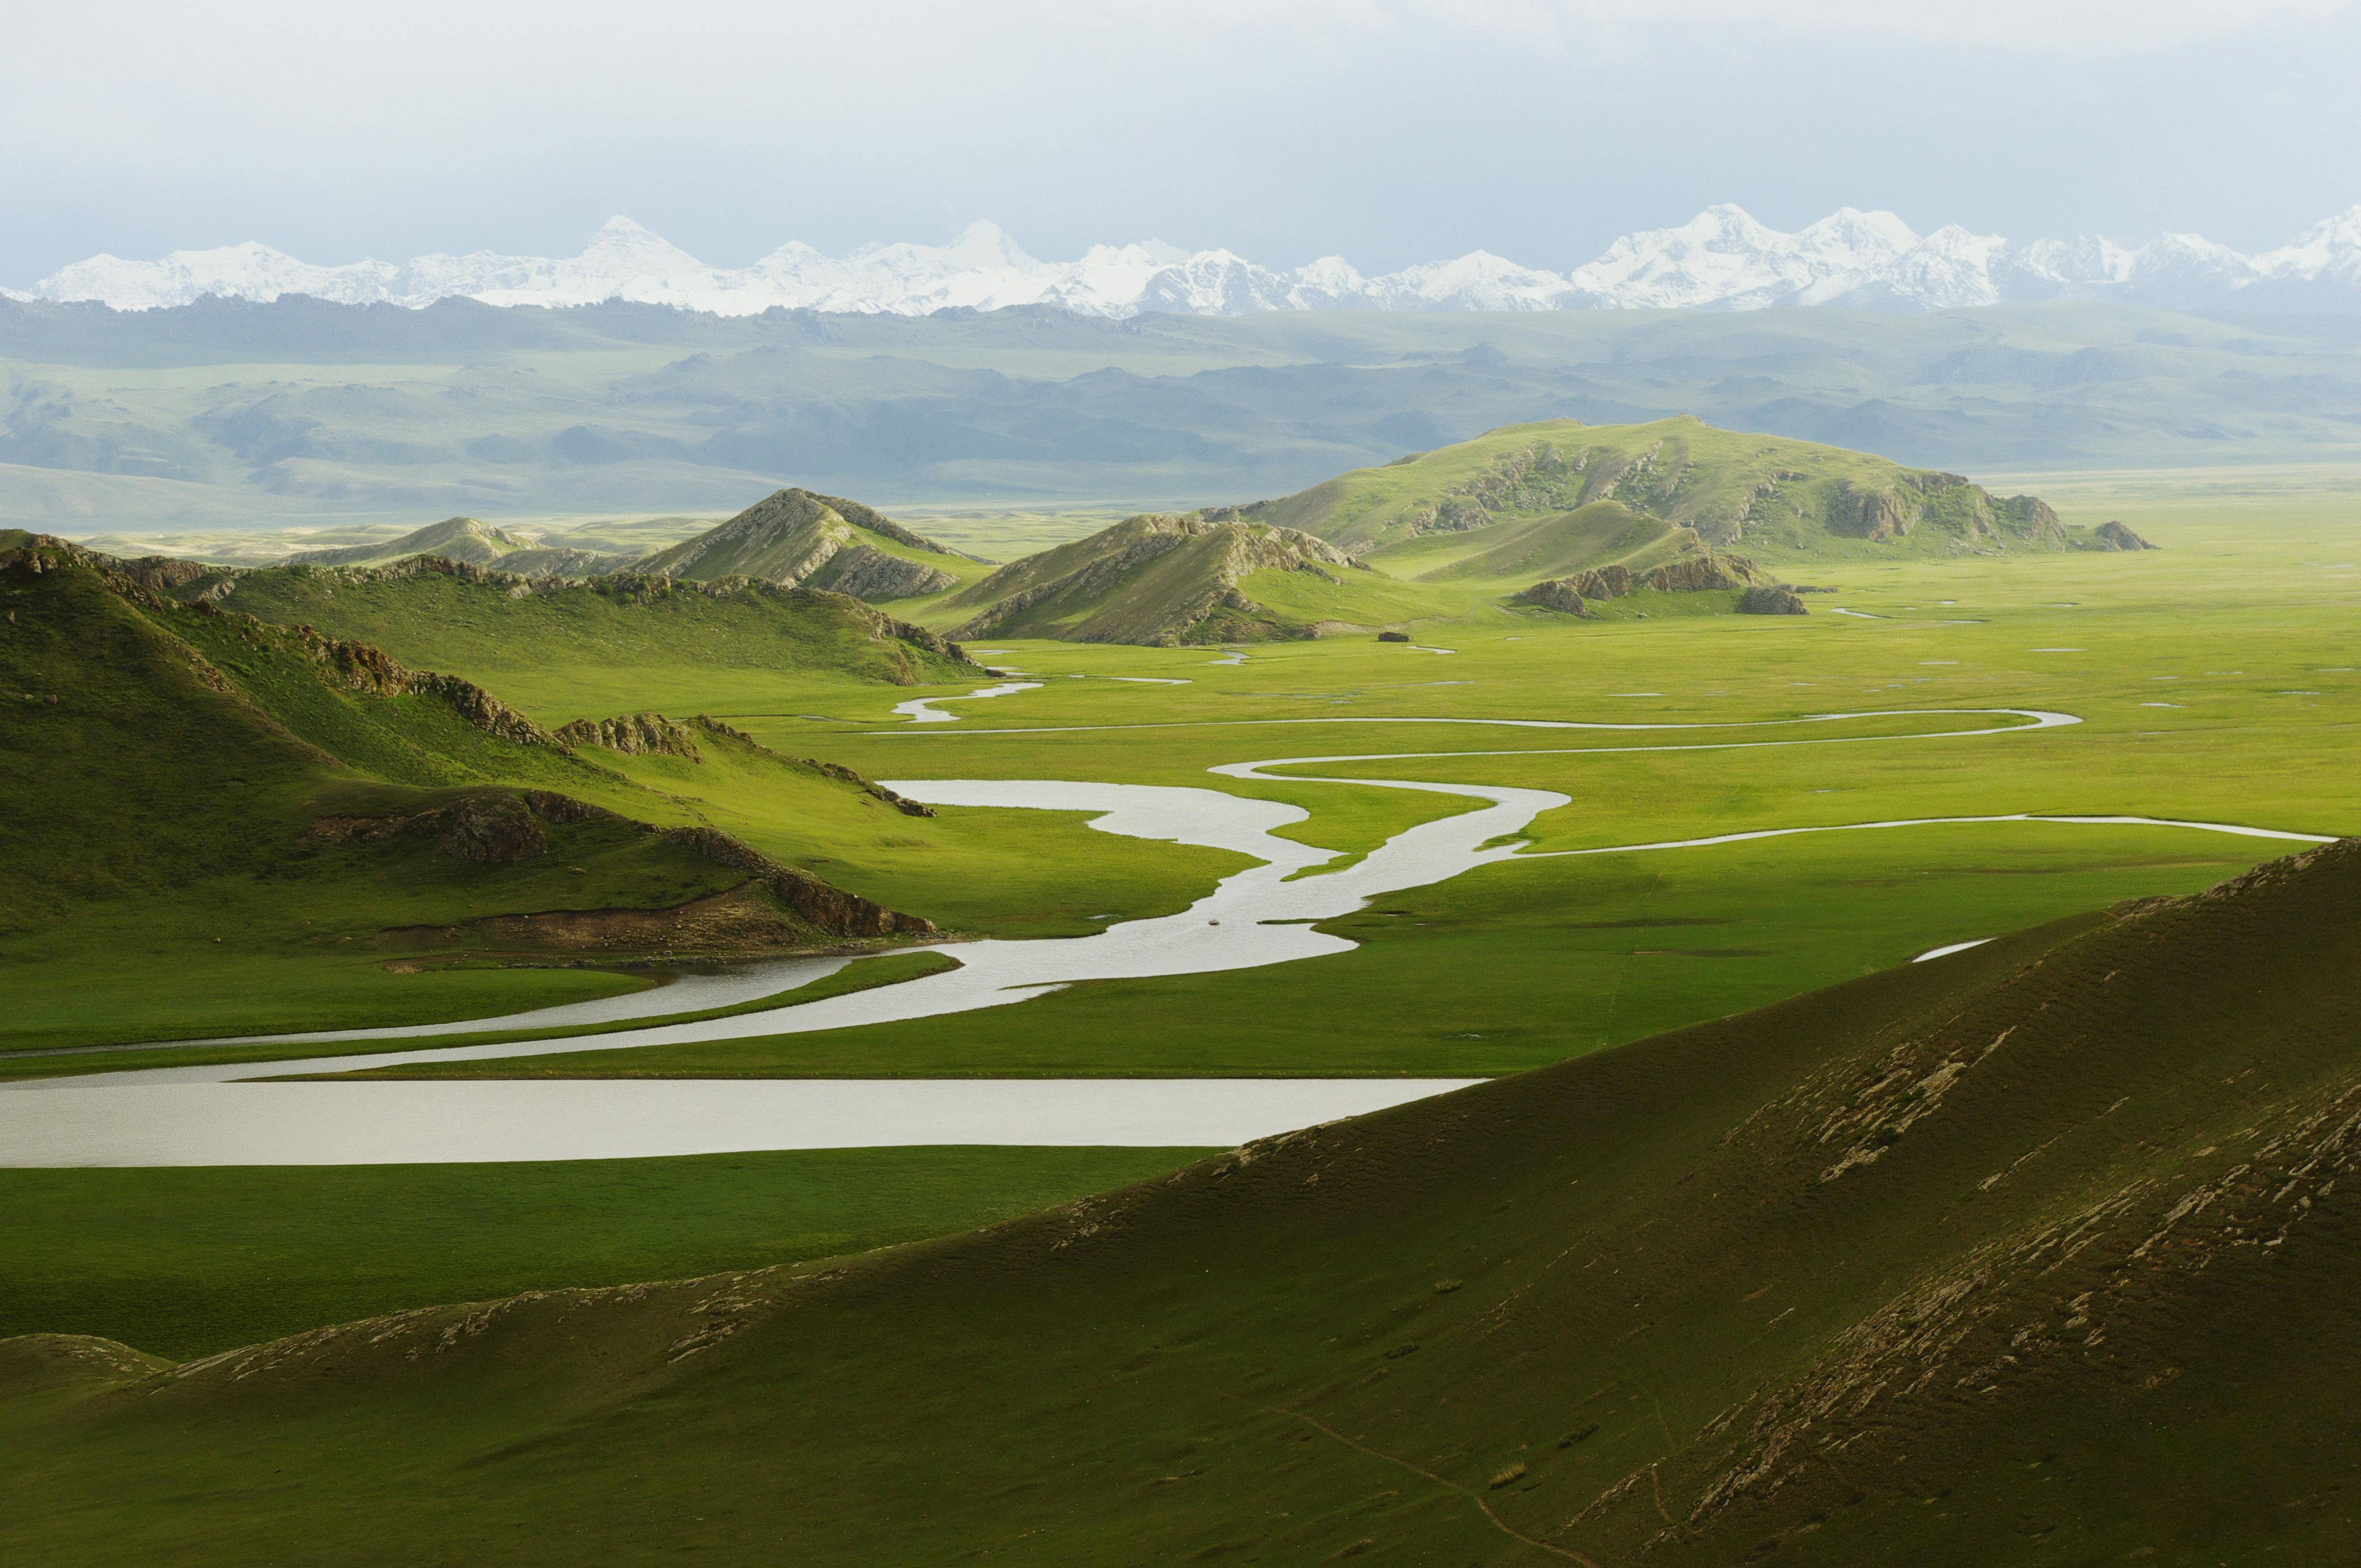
[6,0,2358,280]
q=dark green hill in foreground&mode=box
[1244,415,2076,561]
[0,537,934,1049]
[9,839,2358,1563]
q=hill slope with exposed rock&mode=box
[946,512,1371,645]
[144,551,979,692]
[631,488,982,601]
[0,534,937,1049]
[285,515,543,570]
[1514,546,1808,617]
[9,840,2361,1561]
[1240,415,2075,563]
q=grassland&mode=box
[8,840,2360,1563]
[0,1146,1205,1360]
[22,477,2351,1071]
[359,481,2344,1081]
[2,471,2358,1565]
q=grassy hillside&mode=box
[0,538,939,1049]
[634,487,988,601]
[0,1147,1204,1362]
[173,552,978,718]
[9,842,2359,1563]
[1374,497,1696,583]
[944,512,1386,644]
[1249,415,2073,563]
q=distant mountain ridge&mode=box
[15,205,2361,318]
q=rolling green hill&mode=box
[1243,415,2075,563]
[945,512,1389,644]
[7,840,2358,1563]
[0,536,937,1049]
[157,551,979,712]
[633,487,985,601]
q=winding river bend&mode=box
[3,705,2333,1166]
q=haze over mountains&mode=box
[18,205,2361,318]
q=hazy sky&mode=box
[6,0,2358,280]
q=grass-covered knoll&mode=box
[633,487,992,602]
[1376,496,1695,583]
[1245,414,2073,562]
[0,540,939,1050]
[569,714,1260,940]
[12,844,2361,1564]
[940,511,1370,644]
[0,1146,1204,1360]
[178,552,978,719]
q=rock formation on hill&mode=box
[1514,548,1802,617]
[631,489,974,601]
[2090,519,2159,551]
[947,512,1366,645]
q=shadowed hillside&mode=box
[7,840,2358,1562]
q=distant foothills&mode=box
[13,204,2361,318]
[125,420,2154,650]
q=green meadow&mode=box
[7,473,2358,1378]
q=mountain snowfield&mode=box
[11,204,2361,317]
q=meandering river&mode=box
[4,703,2332,1166]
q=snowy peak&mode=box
[18,206,2361,318]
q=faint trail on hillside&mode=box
[1234,1397,1605,1566]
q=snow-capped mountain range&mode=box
[11,205,2361,318]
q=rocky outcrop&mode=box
[1737,585,1808,615]
[307,791,586,864]
[285,630,552,748]
[492,546,628,578]
[2090,519,2158,551]
[1826,474,2066,547]
[1515,549,1787,615]
[555,712,704,760]
[1509,579,1593,617]
[1638,552,1770,593]
[807,544,960,600]
[794,757,936,817]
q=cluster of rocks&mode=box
[2089,520,2159,551]
[1514,549,1806,617]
